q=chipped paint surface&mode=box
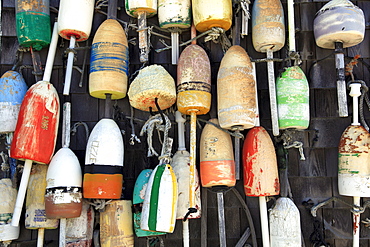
[125,0,157,18]
[192,0,232,32]
[200,119,236,187]
[217,45,256,130]
[243,126,280,196]
[338,125,370,197]
[128,65,176,111]
[100,200,134,247]
[10,81,59,164]
[0,179,17,224]
[158,0,191,29]
[252,0,285,53]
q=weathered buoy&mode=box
[45,147,82,218]
[133,169,165,237]
[192,0,232,33]
[141,164,178,233]
[25,164,59,246]
[252,0,285,137]
[0,71,28,134]
[276,66,309,130]
[269,197,302,247]
[89,19,129,100]
[65,200,94,246]
[128,65,176,112]
[15,0,51,50]
[58,0,94,95]
[0,178,19,244]
[217,45,256,130]
[158,0,191,64]
[83,118,124,199]
[125,0,157,63]
[100,200,134,247]
[313,0,365,118]
[200,118,236,187]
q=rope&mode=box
[129,106,141,145]
[311,196,370,217]
[147,236,164,247]
[71,122,90,142]
[277,130,306,160]
[352,80,370,131]
[204,27,232,53]
[88,199,112,211]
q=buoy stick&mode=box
[171,31,179,65]
[37,228,45,247]
[189,110,197,209]
[259,196,270,247]
[349,83,361,126]
[63,35,76,95]
[353,196,360,247]
[335,42,348,117]
[11,159,32,227]
[62,102,71,148]
[43,22,59,83]
[183,219,190,247]
[59,218,67,247]
[217,191,227,247]
[137,11,148,63]
[266,50,279,136]
[287,0,296,53]
[175,111,186,151]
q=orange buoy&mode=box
[89,19,129,100]
[200,118,236,187]
[192,0,232,33]
[127,65,176,112]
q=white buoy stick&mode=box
[43,22,59,82]
[217,191,227,247]
[37,228,45,247]
[138,11,148,63]
[171,31,179,65]
[287,0,296,53]
[63,35,76,95]
[183,219,190,247]
[175,111,186,151]
[353,196,360,247]
[349,83,361,126]
[259,196,270,247]
[59,218,67,247]
[266,50,279,136]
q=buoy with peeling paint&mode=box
[0,71,28,134]
[100,200,134,246]
[125,0,157,63]
[25,164,59,247]
[133,169,165,237]
[252,0,285,137]
[15,0,51,50]
[313,0,365,117]
[192,0,232,33]
[141,164,178,233]
[128,65,176,112]
[58,0,94,95]
[0,178,19,245]
[89,19,129,100]
[83,118,124,199]
[200,118,236,187]
[65,200,95,246]
[276,66,309,130]
[158,0,191,64]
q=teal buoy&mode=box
[276,66,309,130]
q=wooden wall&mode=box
[1,0,370,246]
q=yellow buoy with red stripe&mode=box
[192,0,232,33]
[200,118,236,187]
[89,19,129,100]
[100,200,134,247]
[127,65,176,112]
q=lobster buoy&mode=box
[200,118,236,187]
[15,0,51,50]
[141,164,178,233]
[177,44,211,115]
[128,65,176,112]
[45,147,82,218]
[251,0,285,53]
[133,169,165,237]
[276,66,309,130]
[269,197,302,246]
[313,0,365,49]
[100,200,134,247]
[25,164,59,231]
[89,19,129,100]
[0,71,28,134]
[83,119,124,199]
[65,200,95,246]
[0,178,19,243]
[217,45,257,130]
[192,0,232,33]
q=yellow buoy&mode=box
[192,0,232,33]
[128,65,176,111]
[89,19,129,100]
